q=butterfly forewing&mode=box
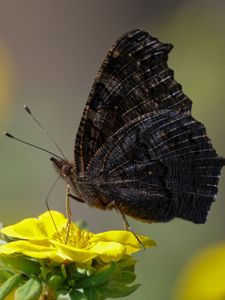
[74,29,192,175]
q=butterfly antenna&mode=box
[4,132,63,160]
[24,105,66,160]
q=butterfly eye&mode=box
[61,164,72,176]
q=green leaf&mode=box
[0,274,23,300]
[116,255,137,272]
[66,263,86,283]
[83,288,102,300]
[14,278,42,300]
[61,264,67,279]
[0,269,12,283]
[70,290,87,300]
[57,296,69,300]
[113,271,136,284]
[0,255,40,276]
[75,262,116,289]
[97,282,140,298]
[48,275,65,289]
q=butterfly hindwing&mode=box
[85,109,224,223]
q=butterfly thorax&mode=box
[50,157,109,209]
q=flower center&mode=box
[52,223,92,248]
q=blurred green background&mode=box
[0,1,225,299]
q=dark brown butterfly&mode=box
[51,29,225,224]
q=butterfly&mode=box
[51,29,225,224]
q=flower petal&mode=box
[38,211,69,237]
[91,231,156,254]
[52,240,97,263]
[0,240,65,263]
[90,241,126,263]
[1,211,67,240]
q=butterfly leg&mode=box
[68,193,85,203]
[65,185,72,244]
[45,176,61,235]
[107,201,145,250]
[119,209,132,231]
[119,208,145,250]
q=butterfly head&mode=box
[50,157,75,178]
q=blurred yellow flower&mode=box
[0,211,155,264]
[173,242,225,300]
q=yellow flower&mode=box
[0,211,155,264]
[173,242,225,300]
[0,211,155,299]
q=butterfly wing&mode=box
[74,29,192,175]
[74,29,225,223]
[86,109,225,223]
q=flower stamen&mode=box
[52,224,92,249]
